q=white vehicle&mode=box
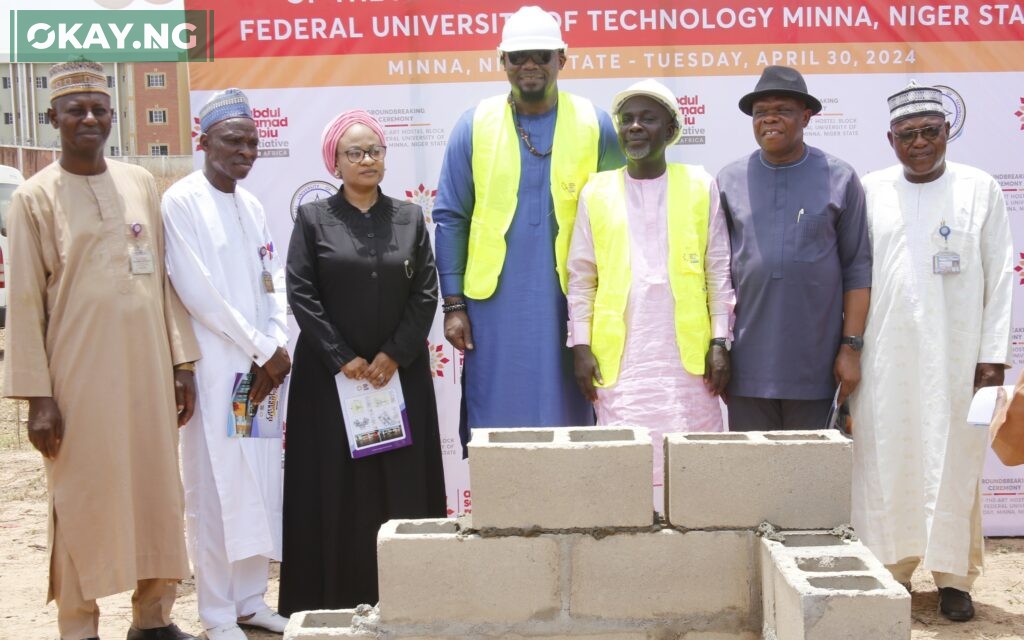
[0,164,26,327]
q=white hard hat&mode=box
[498,6,568,53]
[611,79,685,145]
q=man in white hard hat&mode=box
[567,79,734,510]
[434,6,624,449]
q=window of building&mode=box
[110,146,120,156]
[107,75,116,88]
[38,112,49,124]
[150,144,169,156]
[111,111,118,124]
[35,76,47,89]
[148,109,168,124]
[145,73,166,88]
[3,113,12,125]
[1,77,10,89]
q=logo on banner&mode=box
[9,9,214,62]
[290,181,338,222]
[935,85,966,142]
[253,106,291,158]
[1014,252,1024,285]
[191,106,291,156]
[405,184,438,223]
[428,341,450,378]
[191,116,202,150]
[1015,98,1024,131]
[676,94,706,145]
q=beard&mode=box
[624,143,652,161]
[518,85,549,103]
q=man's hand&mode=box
[975,363,1005,393]
[572,345,603,402]
[365,352,399,389]
[248,363,275,406]
[833,346,861,405]
[703,344,730,396]
[340,357,369,380]
[173,369,196,427]
[27,397,63,459]
[263,347,291,385]
[443,310,474,351]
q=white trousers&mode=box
[184,424,270,630]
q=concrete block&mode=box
[283,610,373,640]
[570,529,756,624]
[760,535,910,640]
[664,430,851,529]
[377,519,561,624]
[468,426,654,529]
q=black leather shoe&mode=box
[938,587,975,622]
[125,623,197,640]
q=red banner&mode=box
[188,1,1024,59]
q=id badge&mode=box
[261,270,275,293]
[130,247,155,274]
[933,250,961,275]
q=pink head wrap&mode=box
[320,109,388,177]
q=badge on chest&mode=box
[932,221,960,275]
[127,222,155,275]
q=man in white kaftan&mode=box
[851,81,1012,622]
[162,89,291,639]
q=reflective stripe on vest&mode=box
[465,92,600,299]
[585,164,711,386]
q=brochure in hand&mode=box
[335,373,412,459]
[228,372,287,438]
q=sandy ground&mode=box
[1,328,1024,639]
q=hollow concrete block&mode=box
[282,610,371,640]
[760,534,910,640]
[468,426,654,529]
[377,519,561,625]
[664,430,851,529]
[570,529,756,624]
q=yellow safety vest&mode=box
[585,164,711,386]
[465,92,600,299]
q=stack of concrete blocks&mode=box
[665,431,910,639]
[284,428,910,639]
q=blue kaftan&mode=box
[433,98,623,443]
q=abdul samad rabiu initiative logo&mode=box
[1016,97,1024,131]
[1014,252,1024,284]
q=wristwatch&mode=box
[710,337,729,350]
[841,336,864,351]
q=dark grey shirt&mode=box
[717,146,871,399]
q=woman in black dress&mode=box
[279,110,446,613]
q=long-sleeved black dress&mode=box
[278,188,446,614]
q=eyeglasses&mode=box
[342,145,387,163]
[505,50,555,66]
[892,125,944,144]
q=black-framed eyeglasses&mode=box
[892,125,943,144]
[505,50,555,66]
[342,145,387,163]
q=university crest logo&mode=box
[289,181,338,222]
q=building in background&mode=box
[0,62,190,156]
